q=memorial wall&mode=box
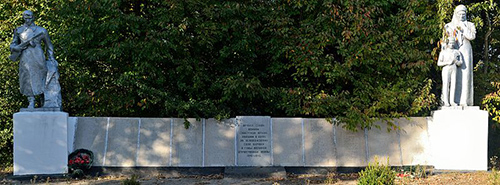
[70,116,435,168]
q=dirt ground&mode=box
[0,171,496,185]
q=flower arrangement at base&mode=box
[68,148,94,177]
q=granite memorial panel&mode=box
[236,116,272,166]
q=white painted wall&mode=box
[67,117,78,153]
[64,110,488,170]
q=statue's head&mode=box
[22,10,34,26]
[454,5,467,22]
[446,37,457,49]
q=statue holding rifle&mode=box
[10,10,61,110]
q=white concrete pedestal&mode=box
[428,108,488,171]
[14,112,69,175]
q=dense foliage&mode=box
[0,0,499,168]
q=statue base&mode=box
[20,107,62,112]
[438,106,480,110]
[428,108,488,170]
[13,111,68,175]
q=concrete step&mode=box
[224,167,286,178]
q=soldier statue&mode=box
[10,10,62,110]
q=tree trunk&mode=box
[483,12,492,74]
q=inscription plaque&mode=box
[236,116,272,166]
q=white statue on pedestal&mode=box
[444,5,476,106]
[10,10,62,111]
[438,37,462,106]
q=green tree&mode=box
[267,0,440,130]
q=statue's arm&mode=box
[437,52,446,66]
[454,51,463,66]
[42,29,55,61]
[10,28,21,51]
[462,22,476,40]
[444,23,455,37]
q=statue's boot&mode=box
[27,96,35,109]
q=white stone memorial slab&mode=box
[398,117,430,166]
[272,118,303,166]
[236,116,272,166]
[304,119,336,166]
[171,118,203,166]
[205,118,236,166]
[366,121,401,166]
[137,118,171,166]
[335,125,367,167]
[72,117,108,166]
[104,118,139,166]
